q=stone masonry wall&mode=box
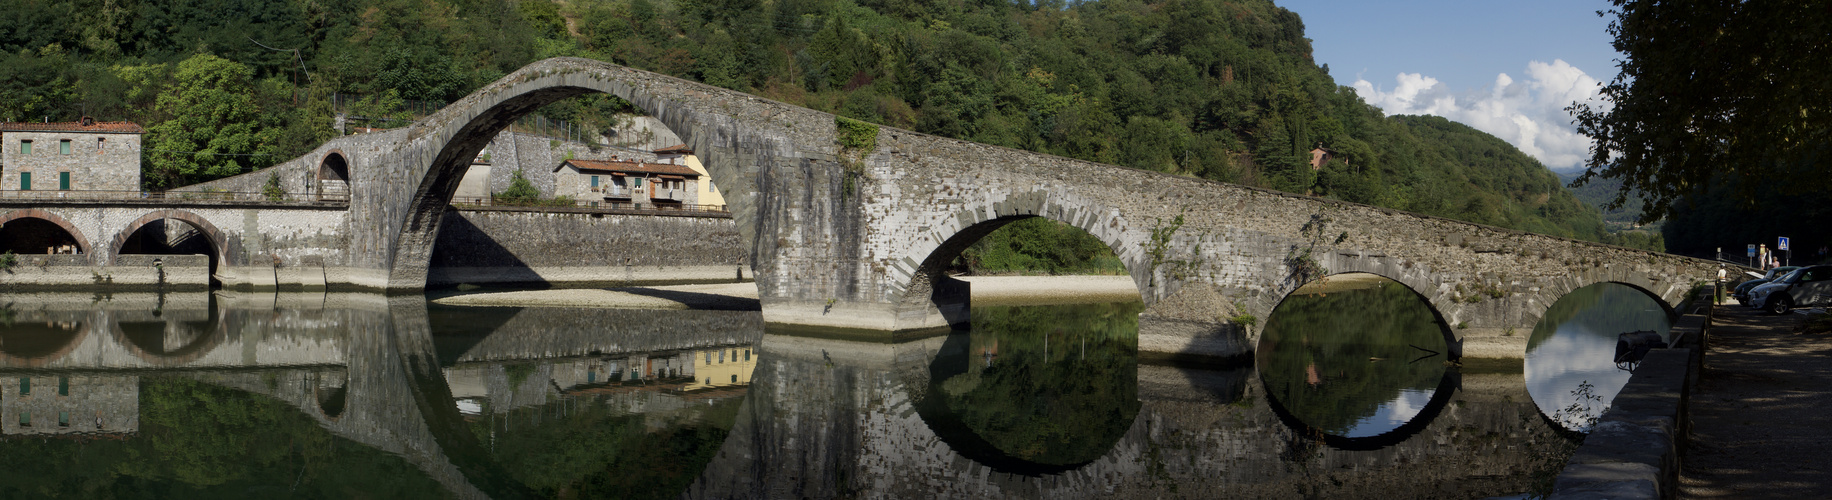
[428,206,744,286]
[1,130,142,192]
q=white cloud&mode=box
[1351,60,1603,171]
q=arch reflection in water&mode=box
[918,302,1142,475]
[0,292,764,498]
[1526,282,1672,433]
[1257,273,1455,447]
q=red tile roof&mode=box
[654,144,694,154]
[0,121,146,134]
[557,159,700,177]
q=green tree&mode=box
[143,53,278,188]
[1570,0,1832,222]
[496,169,540,204]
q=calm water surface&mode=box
[0,283,1663,498]
[1524,282,1674,432]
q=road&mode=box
[1681,299,1832,498]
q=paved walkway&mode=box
[1681,301,1832,498]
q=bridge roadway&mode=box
[6,57,1720,359]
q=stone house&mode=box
[1308,145,1335,170]
[652,144,725,209]
[0,118,146,194]
[552,158,701,208]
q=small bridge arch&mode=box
[0,208,92,256]
[893,190,1150,329]
[109,209,233,268]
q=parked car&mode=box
[1736,265,1801,305]
[1748,265,1832,315]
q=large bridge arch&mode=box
[0,208,92,256]
[380,57,808,290]
[238,56,1719,358]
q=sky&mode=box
[1276,0,1620,172]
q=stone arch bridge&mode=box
[11,57,1717,359]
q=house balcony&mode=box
[650,187,685,201]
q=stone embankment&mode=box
[431,275,1140,313]
[1549,287,1712,498]
[0,253,210,291]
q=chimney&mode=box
[81,116,95,126]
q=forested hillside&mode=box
[0,0,1647,257]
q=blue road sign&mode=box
[1749,244,1757,257]
[1780,237,1790,251]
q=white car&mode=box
[1748,265,1832,315]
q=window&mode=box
[730,374,738,383]
[590,175,599,188]
[634,177,644,188]
[710,183,717,193]
[57,377,67,396]
[97,138,104,153]
[18,377,28,395]
[19,140,30,154]
[59,139,70,155]
[745,349,751,361]
[58,412,69,427]
[18,172,28,191]
[18,412,27,427]
[59,172,69,190]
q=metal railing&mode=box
[0,189,345,205]
[450,196,727,214]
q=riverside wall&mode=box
[426,206,746,287]
[0,253,210,291]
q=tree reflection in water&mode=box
[926,301,1142,471]
[1258,276,1450,438]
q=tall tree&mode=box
[1570,0,1832,222]
[144,53,278,188]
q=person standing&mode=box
[1717,264,1728,304]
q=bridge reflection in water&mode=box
[0,290,1579,498]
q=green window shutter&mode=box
[18,377,28,395]
[19,141,30,154]
[18,412,27,427]
[58,411,69,427]
[20,172,30,190]
[59,140,70,155]
[59,172,69,190]
[58,377,68,396]
[591,176,599,187]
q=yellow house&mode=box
[683,345,755,391]
[654,144,724,208]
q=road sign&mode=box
[1779,237,1790,251]
[1748,244,1757,257]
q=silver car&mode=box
[1749,265,1832,315]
